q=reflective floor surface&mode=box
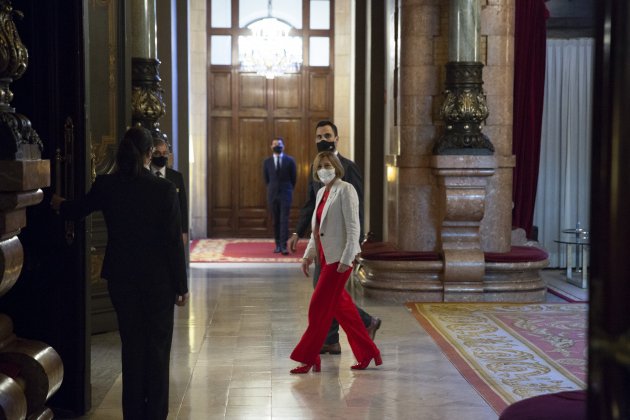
[79,265,578,419]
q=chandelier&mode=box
[239,2,302,79]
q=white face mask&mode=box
[317,168,336,185]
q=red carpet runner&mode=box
[190,238,307,263]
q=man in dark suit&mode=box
[288,120,381,354]
[151,138,189,246]
[52,127,188,419]
[263,137,297,255]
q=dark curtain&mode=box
[511,0,549,238]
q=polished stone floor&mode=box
[79,266,581,419]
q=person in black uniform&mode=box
[288,120,381,355]
[263,137,297,254]
[51,126,188,420]
[151,138,189,246]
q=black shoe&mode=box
[273,245,281,253]
[281,247,289,255]
[319,342,341,354]
[366,317,382,341]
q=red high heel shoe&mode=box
[351,353,382,370]
[290,357,321,374]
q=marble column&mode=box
[393,0,442,251]
[430,0,503,299]
[480,1,515,252]
[391,0,514,253]
[130,0,167,140]
[131,0,157,59]
[435,0,493,155]
[449,0,480,62]
[435,1,489,288]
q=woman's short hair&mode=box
[116,126,153,176]
[313,151,345,182]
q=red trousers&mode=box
[290,252,380,365]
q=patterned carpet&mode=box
[190,238,307,262]
[407,303,587,414]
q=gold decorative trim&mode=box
[434,62,494,155]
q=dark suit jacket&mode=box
[60,169,188,295]
[263,154,297,204]
[295,153,364,239]
[164,167,188,234]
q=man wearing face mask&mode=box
[288,120,381,355]
[152,138,189,246]
[263,137,297,254]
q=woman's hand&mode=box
[301,258,313,277]
[175,292,189,307]
[50,194,66,211]
[288,233,299,253]
[337,263,351,273]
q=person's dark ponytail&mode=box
[116,126,153,176]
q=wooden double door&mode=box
[208,68,333,237]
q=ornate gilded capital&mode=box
[131,85,166,121]
[0,1,40,161]
[131,57,167,141]
[434,62,494,155]
[0,1,28,111]
[0,112,42,160]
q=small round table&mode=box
[555,230,589,289]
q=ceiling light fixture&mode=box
[239,0,302,79]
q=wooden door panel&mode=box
[309,72,331,111]
[211,71,231,109]
[238,118,268,210]
[275,74,302,110]
[273,118,303,152]
[210,117,232,208]
[211,209,234,234]
[210,117,233,235]
[238,209,269,232]
[239,74,267,109]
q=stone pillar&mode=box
[480,0,515,252]
[449,0,480,62]
[131,0,157,59]
[429,0,513,299]
[359,0,539,303]
[432,155,496,301]
[130,0,166,140]
[392,0,514,252]
[395,0,442,251]
[435,0,493,155]
[430,0,488,300]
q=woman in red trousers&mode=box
[290,151,381,373]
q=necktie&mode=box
[156,171,162,177]
[275,157,280,172]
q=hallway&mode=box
[85,263,513,419]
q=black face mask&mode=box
[151,156,168,168]
[317,141,335,152]
[272,146,283,153]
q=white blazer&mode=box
[303,178,361,267]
